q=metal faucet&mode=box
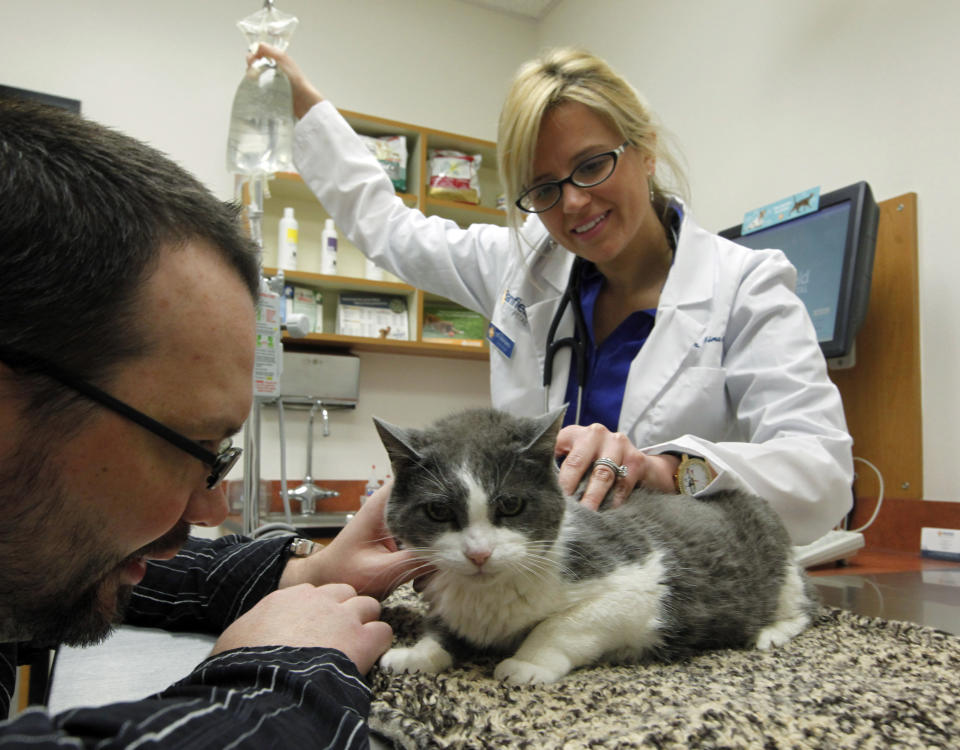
[285,400,338,514]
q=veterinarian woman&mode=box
[252,45,854,546]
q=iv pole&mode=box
[226,0,298,536]
[241,176,265,536]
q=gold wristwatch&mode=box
[673,453,716,495]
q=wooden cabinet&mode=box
[257,109,505,361]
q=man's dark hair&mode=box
[0,99,259,427]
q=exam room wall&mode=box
[5,0,958,502]
[537,0,959,504]
[0,0,530,484]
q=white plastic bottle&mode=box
[320,218,338,275]
[365,257,385,281]
[277,207,298,270]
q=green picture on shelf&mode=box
[422,303,487,346]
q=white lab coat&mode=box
[295,101,854,545]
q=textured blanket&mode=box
[369,585,960,749]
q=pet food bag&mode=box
[427,149,482,204]
[358,134,408,192]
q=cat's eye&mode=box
[497,496,525,517]
[424,502,454,523]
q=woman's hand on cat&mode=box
[278,484,425,599]
[555,424,680,509]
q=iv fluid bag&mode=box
[226,2,299,176]
[226,63,295,175]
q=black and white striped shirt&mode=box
[1,535,372,748]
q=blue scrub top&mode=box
[561,201,682,430]
[561,261,656,431]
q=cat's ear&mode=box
[520,404,568,453]
[373,417,423,472]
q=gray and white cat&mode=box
[375,407,816,684]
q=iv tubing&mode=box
[277,396,293,525]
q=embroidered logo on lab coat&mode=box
[501,290,528,326]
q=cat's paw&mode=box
[494,657,568,685]
[379,637,453,675]
[756,614,810,650]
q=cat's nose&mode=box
[466,549,491,567]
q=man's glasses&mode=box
[0,345,241,489]
[515,142,629,214]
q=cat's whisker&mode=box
[371,533,405,546]
[414,460,451,497]
[378,552,440,592]
[494,453,518,496]
[383,564,436,593]
[514,549,584,586]
[509,561,553,586]
[508,548,560,581]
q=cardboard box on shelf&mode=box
[285,284,323,333]
[337,292,409,341]
[421,302,486,347]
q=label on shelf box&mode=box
[422,303,486,346]
[337,292,409,341]
[921,527,960,562]
[284,284,323,334]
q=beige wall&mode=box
[4,0,958,499]
[537,0,957,501]
[1,0,529,483]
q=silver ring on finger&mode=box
[592,457,628,478]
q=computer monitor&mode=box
[719,181,879,366]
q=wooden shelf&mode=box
[264,172,503,226]
[425,197,506,227]
[265,267,415,294]
[256,107,501,364]
[283,331,488,360]
[265,267,489,361]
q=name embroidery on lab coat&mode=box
[693,336,724,349]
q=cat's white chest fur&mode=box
[427,562,568,648]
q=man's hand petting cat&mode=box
[555,423,680,510]
[212,583,392,675]
[279,484,425,599]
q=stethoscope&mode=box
[543,255,589,425]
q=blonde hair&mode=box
[497,48,688,233]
